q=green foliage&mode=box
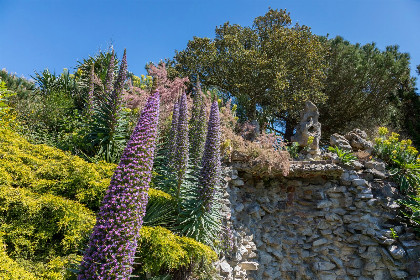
[390,228,399,239]
[398,195,420,234]
[319,37,415,139]
[285,142,300,160]
[374,127,420,193]
[0,237,38,280]
[133,226,217,279]
[0,127,116,211]
[144,189,177,229]
[170,8,327,139]
[0,185,95,260]
[0,80,19,129]
[328,146,357,165]
[0,69,35,97]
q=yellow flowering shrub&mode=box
[0,236,38,280]
[374,127,419,164]
[0,81,19,130]
[374,127,420,194]
[0,185,96,260]
[0,127,116,210]
[134,226,217,278]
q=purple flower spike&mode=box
[112,49,127,104]
[78,92,160,280]
[199,100,221,210]
[174,93,189,197]
[87,63,95,114]
[167,99,180,167]
[105,50,115,95]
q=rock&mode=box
[352,179,368,187]
[351,161,364,170]
[345,129,373,153]
[330,133,352,151]
[239,261,259,271]
[291,101,321,157]
[365,169,387,179]
[388,245,406,260]
[364,160,386,172]
[317,200,333,209]
[231,179,245,187]
[313,238,328,246]
[220,260,233,273]
[390,270,409,279]
[314,261,336,271]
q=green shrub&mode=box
[328,146,357,165]
[134,226,217,279]
[0,127,116,210]
[374,127,420,193]
[0,185,96,260]
[0,237,38,280]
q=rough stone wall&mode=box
[219,160,420,280]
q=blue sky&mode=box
[1,0,419,85]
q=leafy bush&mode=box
[0,236,38,280]
[328,146,357,165]
[0,185,96,260]
[0,127,116,211]
[374,127,420,193]
[0,80,19,130]
[134,226,217,279]
[398,195,420,233]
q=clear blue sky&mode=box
[1,0,419,85]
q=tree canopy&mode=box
[170,8,328,140]
[170,8,418,142]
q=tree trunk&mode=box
[284,119,295,142]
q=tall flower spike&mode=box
[167,99,180,167]
[105,50,115,95]
[112,49,127,104]
[189,90,207,167]
[199,100,221,210]
[87,63,95,114]
[174,92,189,198]
[78,92,160,280]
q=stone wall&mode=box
[218,160,420,280]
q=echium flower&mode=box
[174,93,189,197]
[78,92,160,280]
[112,49,127,105]
[199,100,221,210]
[189,90,207,167]
[167,99,180,167]
[109,49,127,125]
[105,50,115,95]
[87,63,95,114]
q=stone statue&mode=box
[291,101,321,158]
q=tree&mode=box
[170,8,328,140]
[319,37,416,139]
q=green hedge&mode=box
[0,127,116,211]
[0,237,38,280]
[0,185,95,260]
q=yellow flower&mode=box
[407,139,413,145]
[392,150,397,154]
[375,137,383,144]
[378,127,388,136]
